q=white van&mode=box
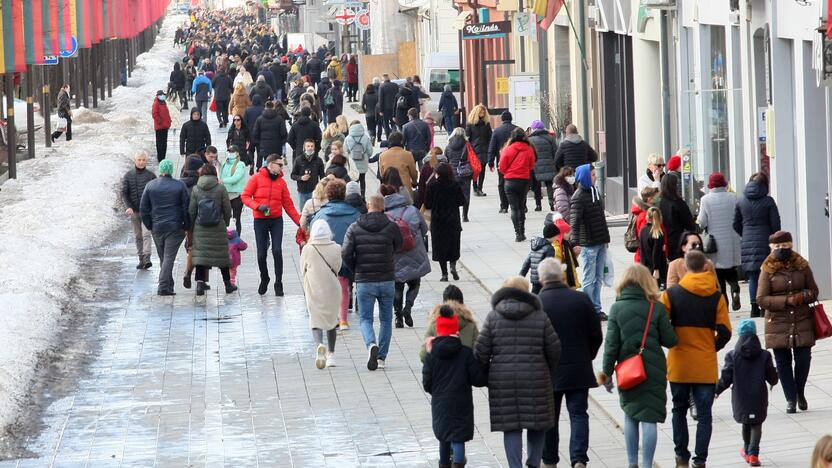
[421,53,460,128]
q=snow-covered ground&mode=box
[0,14,184,431]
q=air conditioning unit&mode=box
[641,0,676,9]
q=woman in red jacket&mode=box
[499,128,537,242]
[346,55,359,102]
[241,154,302,296]
[152,90,172,161]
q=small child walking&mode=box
[227,228,248,286]
[519,223,558,294]
[638,207,667,288]
[715,319,779,466]
[422,304,487,468]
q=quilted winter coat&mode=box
[188,175,233,268]
[697,186,741,269]
[733,181,781,272]
[384,193,430,282]
[519,237,555,287]
[474,287,561,432]
[529,129,557,182]
[602,285,678,423]
[757,252,819,349]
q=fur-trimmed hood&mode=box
[762,251,809,274]
[491,287,542,320]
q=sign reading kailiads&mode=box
[462,21,511,40]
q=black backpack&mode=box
[197,197,221,227]
[624,212,639,253]
[396,95,408,110]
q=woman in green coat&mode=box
[600,264,677,468]
[189,165,234,296]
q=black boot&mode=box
[402,304,413,327]
[258,277,269,295]
[274,281,284,296]
[394,312,404,328]
[224,281,238,294]
[786,400,797,414]
[750,303,761,318]
[141,254,152,269]
[183,275,192,289]
[798,392,808,411]
[136,258,145,269]
[535,204,542,212]
[196,280,206,296]
[451,262,459,281]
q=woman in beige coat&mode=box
[300,220,343,369]
[228,83,252,118]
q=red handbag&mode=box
[813,303,832,340]
[466,143,482,180]
[615,303,654,390]
[209,98,217,112]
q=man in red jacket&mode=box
[242,154,301,296]
[152,90,172,161]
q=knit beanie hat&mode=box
[543,223,560,239]
[159,159,174,175]
[667,155,682,172]
[346,181,361,197]
[435,305,459,336]
[530,119,545,130]
[708,172,728,189]
[738,319,757,337]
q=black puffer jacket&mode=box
[361,88,379,118]
[422,336,488,442]
[179,109,212,155]
[122,167,157,211]
[252,108,288,156]
[225,125,251,152]
[733,181,781,272]
[465,121,492,161]
[529,129,557,182]
[249,80,274,102]
[211,72,234,101]
[316,78,332,106]
[519,237,555,286]
[715,333,779,424]
[554,135,598,172]
[569,186,610,246]
[474,287,561,432]
[658,191,695,261]
[378,80,399,112]
[342,211,403,282]
[139,176,191,233]
[444,135,471,179]
[288,115,323,156]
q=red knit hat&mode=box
[667,155,682,172]
[435,305,459,336]
[708,172,727,189]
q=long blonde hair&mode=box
[323,122,341,140]
[312,179,329,203]
[336,115,349,134]
[501,275,530,292]
[647,207,663,240]
[812,435,832,468]
[615,264,661,302]
[467,104,488,125]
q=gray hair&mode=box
[647,153,664,166]
[538,258,564,285]
[450,127,466,139]
[134,151,148,161]
[372,76,381,85]
[444,84,452,92]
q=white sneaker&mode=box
[367,344,379,370]
[315,344,326,369]
[377,358,385,369]
[325,352,336,367]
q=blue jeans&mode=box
[671,383,715,465]
[439,441,465,464]
[356,281,395,359]
[746,268,761,306]
[542,389,590,466]
[503,429,545,468]
[579,244,607,314]
[442,113,455,134]
[624,414,657,467]
[253,217,284,281]
[298,191,312,210]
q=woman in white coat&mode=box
[697,172,742,310]
[300,220,343,369]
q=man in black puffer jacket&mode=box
[306,56,323,86]
[252,101,288,169]
[378,74,400,138]
[529,120,558,211]
[122,152,157,269]
[179,108,212,156]
[288,107,323,161]
[569,163,610,320]
[555,124,598,173]
[342,194,403,371]
[211,69,234,127]
[487,111,519,212]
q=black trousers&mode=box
[532,178,554,208]
[358,172,367,197]
[366,115,377,141]
[498,172,510,210]
[51,115,72,141]
[216,99,229,125]
[230,196,243,234]
[505,178,529,234]
[715,267,739,303]
[394,279,421,314]
[475,163,487,192]
[382,109,396,138]
[195,265,230,282]
[155,128,169,161]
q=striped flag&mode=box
[539,0,563,30]
[1,0,26,72]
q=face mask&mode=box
[158,95,166,102]
[566,176,576,185]
[774,248,792,260]
[304,149,315,156]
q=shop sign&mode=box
[398,0,430,8]
[496,77,509,94]
[335,8,356,25]
[355,10,371,30]
[462,21,511,40]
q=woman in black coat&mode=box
[657,173,694,261]
[733,172,781,318]
[465,104,492,195]
[326,80,345,124]
[225,114,251,159]
[424,163,466,281]
[170,62,187,107]
[361,84,380,143]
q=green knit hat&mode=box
[159,159,174,175]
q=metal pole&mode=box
[106,40,113,97]
[25,65,35,161]
[538,25,549,126]
[73,57,81,108]
[5,74,17,179]
[576,0,589,136]
[42,67,52,148]
[659,10,672,158]
[91,46,99,108]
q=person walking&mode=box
[170,62,187,108]
[528,120,557,212]
[499,128,537,242]
[443,129,473,222]
[341,194,403,371]
[248,75,274,103]
[122,152,157,270]
[424,163,466,282]
[554,125,598,173]
[715,319,779,466]
[287,107,323,161]
[188,165,236,295]
[552,166,575,221]
[180,107,212,157]
[324,80,344,125]
[639,207,668,287]
[474,276,561,468]
[291,139,326,208]
[419,286,478,362]
[152,90,172,161]
[379,132,418,199]
[488,111,519,213]
[519,224,558,294]
[537,258,602,468]
[402,108,432,169]
[300,219,343,369]
[697,172,742,310]
[360,84,380,145]
[139,159,190,296]
[381,184,430,328]
[438,84,458,134]
[241,154,301,296]
[252,101,288,168]
[346,56,359,102]
[51,84,72,142]
[321,123,345,161]
[422,304,488,468]
[211,68,234,127]
[570,164,611,320]
[599,264,678,468]
[191,71,213,118]
[378,74,400,138]
[228,83,252,119]
[756,230,819,414]
[658,173,695,262]
[225,114,251,157]
[220,145,249,235]
[734,172,781,318]
[344,121,373,196]
[465,104,492,196]
[661,250,732,468]
[394,82,418,129]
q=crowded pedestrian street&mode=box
[3,2,832,468]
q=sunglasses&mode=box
[655,163,666,167]
[233,117,241,121]
[689,243,702,249]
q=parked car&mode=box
[0,97,44,150]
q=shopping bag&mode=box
[56,117,67,132]
[602,254,615,288]
[209,98,217,112]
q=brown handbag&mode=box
[615,302,655,390]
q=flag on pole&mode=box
[23,0,46,65]
[539,0,563,30]
[1,0,26,72]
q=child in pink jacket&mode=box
[227,228,248,286]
